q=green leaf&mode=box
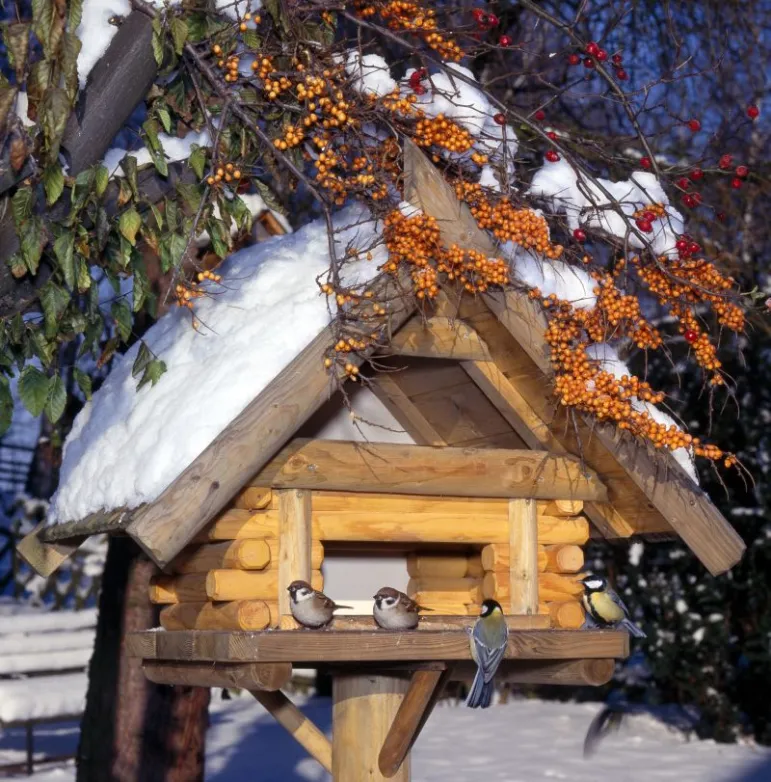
[60,31,82,103]
[40,281,70,337]
[137,358,167,390]
[170,17,189,55]
[53,232,75,287]
[76,255,91,293]
[254,179,286,215]
[20,217,45,274]
[2,23,31,79]
[206,217,230,258]
[0,85,17,133]
[43,164,65,205]
[12,186,35,226]
[157,105,172,134]
[241,29,261,49]
[0,379,13,437]
[166,232,188,272]
[18,365,50,417]
[29,329,55,367]
[7,252,27,279]
[26,59,51,116]
[111,300,132,341]
[41,87,70,159]
[68,0,84,30]
[71,167,95,209]
[119,207,141,246]
[150,203,164,230]
[45,374,67,423]
[152,17,164,66]
[132,341,153,378]
[121,156,139,199]
[189,144,206,180]
[94,165,109,197]
[74,367,92,400]
[149,146,168,177]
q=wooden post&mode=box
[333,674,411,782]
[277,489,313,629]
[508,499,538,614]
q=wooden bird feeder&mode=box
[17,143,745,781]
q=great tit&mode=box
[287,580,352,628]
[466,599,508,708]
[580,575,646,638]
[373,587,430,630]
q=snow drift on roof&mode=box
[50,205,384,524]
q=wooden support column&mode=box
[508,499,539,614]
[251,690,333,773]
[277,489,313,629]
[333,674,411,782]
[379,665,452,778]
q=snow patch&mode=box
[345,52,397,97]
[102,127,211,175]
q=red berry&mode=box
[689,168,704,181]
[546,131,558,140]
[639,156,651,169]
[747,104,760,119]
[409,72,422,86]
[688,242,701,255]
[611,53,623,65]
[583,57,595,69]
[596,49,608,62]
[573,228,587,243]
[499,34,512,47]
[472,8,486,21]
[534,109,546,121]
[636,219,653,233]
[684,329,698,344]
[716,211,726,221]
[568,53,581,66]
[676,177,690,190]
[545,150,560,162]
[688,119,701,132]
[718,154,733,170]
[642,210,656,222]
[615,68,628,81]
[586,41,600,56]
[675,239,689,253]
[413,84,426,95]
[731,177,742,189]
[682,194,697,208]
[735,165,749,178]
[691,192,703,205]
[486,12,499,26]
[493,112,506,125]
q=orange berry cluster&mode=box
[252,56,275,80]
[173,270,222,310]
[206,161,242,186]
[414,115,475,155]
[456,182,564,260]
[382,210,510,298]
[356,0,463,61]
[213,45,242,83]
[632,203,667,220]
[238,10,261,31]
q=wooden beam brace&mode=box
[143,661,291,690]
[389,316,490,360]
[15,522,86,579]
[370,374,446,446]
[378,664,453,778]
[252,439,607,501]
[251,689,333,773]
[508,499,539,614]
[277,489,313,629]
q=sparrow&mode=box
[466,599,508,709]
[287,580,352,628]
[580,574,646,638]
[373,587,430,630]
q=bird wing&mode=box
[607,588,633,618]
[398,593,421,614]
[472,620,508,683]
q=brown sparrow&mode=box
[287,580,351,628]
[373,587,430,630]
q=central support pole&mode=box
[333,673,411,782]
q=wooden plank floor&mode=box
[127,627,629,664]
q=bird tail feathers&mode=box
[465,668,494,709]
[619,618,646,639]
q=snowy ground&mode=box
[3,695,770,781]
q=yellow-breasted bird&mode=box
[580,575,646,638]
[466,599,508,708]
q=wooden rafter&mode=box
[390,315,489,360]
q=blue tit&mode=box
[580,575,646,639]
[466,599,508,709]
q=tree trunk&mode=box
[77,537,210,782]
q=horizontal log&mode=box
[453,658,614,686]
[543,544,584,573]
[173,540,272,574]
[149,570,322,603]
[233,487,273,510]
[159,601,279,631]
[328,615,550,631]
[482,571,583,602]
[546,601,585,630]
[143,661,292,691]
[537,516,590,545]
[406,553,483,579]
[389,316,490,360]
[251,440,607,500]
[538,500,583,517]
[197,509,283,542]
[127,628,630,663]
[407,578,481,603]
[406,597,475,615]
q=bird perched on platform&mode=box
[466,599,508,709]
[287,580,352,628]
[373,587,429,630]
[580,575,646,638]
